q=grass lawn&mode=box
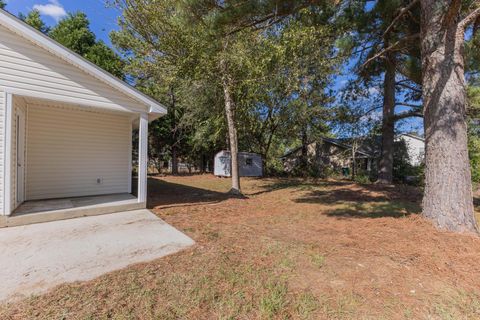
[2,175,480,319]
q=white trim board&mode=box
[3,92,12,215]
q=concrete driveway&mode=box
[0,209,194,302]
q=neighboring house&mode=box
[281,133,425,176]
[214,151,263,177]
[0,10,166,225]
[281,137,375,175]
[396,133,425,166]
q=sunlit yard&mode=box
[3,175,480,319]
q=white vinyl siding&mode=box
[0,90,4,213]
[26,103,132,200]
[0,25,146,113]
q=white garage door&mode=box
[26,103,132,200]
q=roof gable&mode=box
[0,9,166,115]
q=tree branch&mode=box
[226,13,277,36]
[459,3,480,31]
[444,0,463,28]
[395,102,422,109]
[396,82,422,93]
[396,63,422,85]
[362,105,383,117]
[361,33,420,69]
[382,0,419,38]
[225,1,316,36]
[393,110,423,121]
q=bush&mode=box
[469,134,480,183]
[354,173,372,184]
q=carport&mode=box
[0,10,165,226]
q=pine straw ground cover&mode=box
[2,175,480,320]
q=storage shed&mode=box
[0,9,166,226]
[214,151,263,177]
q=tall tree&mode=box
[344,0,422,184]
[420,0,480,233]
[49,12,124,78]
[20,9,50,33]
[113,0,282,194]
[49,12,95,56]
[0,0,5,9]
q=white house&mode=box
[0,9,166,226]
[214,151,263,177]
[396,133,425,166]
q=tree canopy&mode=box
[16,9,125,79]
[111,0,344,182]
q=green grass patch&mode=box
[310,253,325,268]
[259,281,289,319]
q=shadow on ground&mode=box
[247,178,350,196]
[294,183,421,219]
[147,177,242,209]
[323,201,420,219]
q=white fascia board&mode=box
[0,9,167,115]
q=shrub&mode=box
[469,134,480,183]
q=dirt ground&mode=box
[2,175,480,319]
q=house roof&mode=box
[281,133,425,160]
[0,9,167,116]
[281,136,374,159]
[397,133,425,142]
[215,150,262,157]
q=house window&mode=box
[245,158,253,166]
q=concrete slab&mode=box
[13,194,137,215]
[2,194,145,228]
[0,209,194,302]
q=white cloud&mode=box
[361,109,382,122]
[33,0,66,21]
[368,87,380,95]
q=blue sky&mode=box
[4,0,120,46]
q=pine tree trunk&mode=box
[377,53,396,184]
[169,87,179,175]
[300,127,308,171]
[420,0,478,233]
[220,58,241,194]
[351,141,357,180]
[171,147,178,175]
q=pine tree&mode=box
[340,0,421,184]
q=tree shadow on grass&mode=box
[323,201,421,219]
[248,178,351,196]
[146,177,245,209]
[294,185,421,219]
